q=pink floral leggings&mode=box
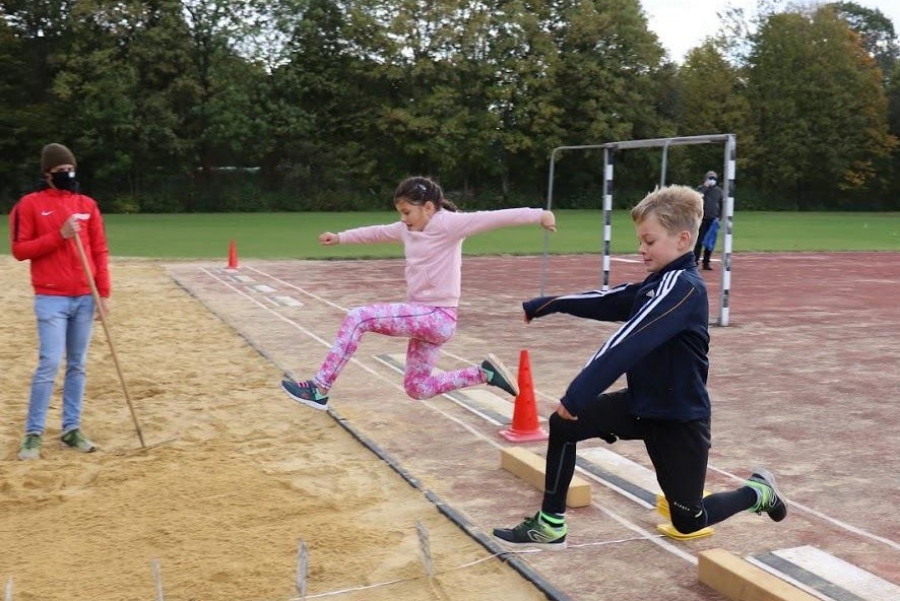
[314,303,486,400]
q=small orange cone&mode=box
[499,350,549,442]
[227,239,239,269]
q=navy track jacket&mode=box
[523,252,710,421]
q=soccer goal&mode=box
[540,134,736,326]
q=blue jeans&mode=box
[25,294,96,436]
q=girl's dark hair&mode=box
[393,176,458,212]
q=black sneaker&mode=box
[747,467,787,522]
[493,513,567,549]
[481,353,519,397]
[281,379,329,410]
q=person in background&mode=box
[694,170,723,270]
[281,175,557,411]
[9,143,111,460]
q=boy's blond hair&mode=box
[631,185,702,241]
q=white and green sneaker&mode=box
[18,433,42,460]
[61,429,97,453]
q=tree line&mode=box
[1,0,898,213]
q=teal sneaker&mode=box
[481,354,519,397]
[17,433,42,460]
[747,467,787,522]
[493,513,567,549]
[281,379,329,411]
[60,429,97,453]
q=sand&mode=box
[0,257,545,601]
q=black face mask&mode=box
[50,170,77,191]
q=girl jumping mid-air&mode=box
[281,175,557,410]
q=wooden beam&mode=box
[698,548,820,601]
[500,447,591,508]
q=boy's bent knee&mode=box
[549,412,581,430]
[669,502,707,535]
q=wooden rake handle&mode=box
[73,233,146,448]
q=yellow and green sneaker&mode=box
[493,513,567,549]
[747,467,787,522]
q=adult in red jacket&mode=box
[9,143,111,460]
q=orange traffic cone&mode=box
[227,239,239,269]
[499,350,549,442]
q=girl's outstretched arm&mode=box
[443,207,546,239]
[335,221,406,245]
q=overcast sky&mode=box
[639,0,900,63]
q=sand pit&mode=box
[0,257,545,601]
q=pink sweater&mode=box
[338,207,544,307]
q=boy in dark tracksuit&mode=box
[493,185,786,549]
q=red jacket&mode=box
[9,187,111,297]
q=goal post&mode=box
[541,134,736,326]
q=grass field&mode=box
[1,210,898,259]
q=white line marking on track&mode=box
[273,295,303,307]
[245,266,350,312]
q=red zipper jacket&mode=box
[9,187,111,297]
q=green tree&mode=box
[372,0,495,188]
[544,0,668,201]
[263,0,390,207]
[745,7,896,209]
[485,0,565,197]
[0,0,79,203]
[0,18,34,205]
[550,0,664,144]
[45,0,200,210]
[885,61,900,205]
[828,1,898,82]
[828,2,900,206]
[178,0,276,209]
[674,42,752,184]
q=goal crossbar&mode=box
[541,134,736,326]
